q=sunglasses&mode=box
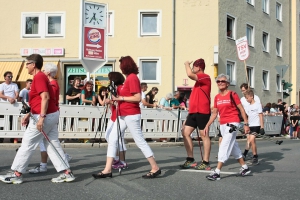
[26,62,34,66]
[6,76,13,78]
[216,80,227,84]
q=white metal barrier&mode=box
[0,102,283,139]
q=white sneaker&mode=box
[28,165,47,174]
[0,172,23,184]
[51,172,75,183]
[65,153,72,162]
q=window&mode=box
[246,0,254,6]
[138,58,161,83]
[262,0,269,14]
[276,74,281,92]
[246,24,254,47]
[227,15,235,39]
[22,12,65,38]
[276,2,282,21]
[139,11,161,36]
[226,61,236,85]
[246,66,254,87]
[262,70,269,90]
[107,11,114,36]
[262,32,269,52]
[276,38,282,57]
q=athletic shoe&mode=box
[0,172,23,184]
[247,157,259,166]
[112,161,128,170]
[239,167,251,176]
[179,160,197,169]
[65,153,72,162]
[195,161,211,170]
[206,170,220,181]
[28,165,47,174]
[112,159,119,165]
[51,172,75,183]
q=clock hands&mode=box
[89,13,96,23]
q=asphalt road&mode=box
[0,138,298,200]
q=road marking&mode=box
[180,169,237,175]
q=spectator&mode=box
[278,99,287,135]
[159,93,173,109]
[270,103,278,114]
[80,81,96,106]
[139,82,149,108]
[66,77,81,105]
[145,87,159,108]
[178,92,187,110]
[240,83,261,108]
[0,71,19,143]
[18,79,32,102]
[170,91,181,109]
[98,86,108,106]
[262,103,271,114]
[290,111,299,140]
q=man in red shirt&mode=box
[180,58,212,170]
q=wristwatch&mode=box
[40,114,46,118]
[244,123,249,126]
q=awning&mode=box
[0,62,24,82]
[18,61,59,81]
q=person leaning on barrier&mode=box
[66,77,81,105]
[18,79,32,102]
[139,82,148,108]
[159,92,173,110]
[180,58,212,170]
[205,74,251,181]
[98,86,108,106]
[0,54,75,184]
[80,81,96,106]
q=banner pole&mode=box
[244,60,249,88]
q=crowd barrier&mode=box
[0,102,282,140]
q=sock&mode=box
[242,164,248,169]
[203,160,209,165]
[40,163,47,168]
[215,168,220,174]
[120,160,126,165]
[115,156,119,161]
[186,157,194,162]
[253,155,258,158]
[64,170,70,174]
[15,171,22,177]
[243,150,249,156]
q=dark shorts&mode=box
[185,113,211,130]
[249,126,260,135]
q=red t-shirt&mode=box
[214,91,241,124]
[118,74,141,116]
[189,73,211,114]
[50,80,59,109]
[29,72,58,114]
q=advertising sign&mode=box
[236,36,249,61]
[83,27,105,60]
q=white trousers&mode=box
[105,119,127,151]
[107,114,153,158]
[218,123,243,163]
[11,111,69,173]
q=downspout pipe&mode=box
[172,0,176,91]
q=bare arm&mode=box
[259,113,264,129]
[98,95,106,106]
[203,108,218,136]
[142,95,156,108]
[184,61,198,81]
[36,92,49,132]
[113,92,141,103]
[66,93,80,100]
[81,93,94,105]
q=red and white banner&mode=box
[236,36,249,61]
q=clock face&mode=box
[84,3,106,27]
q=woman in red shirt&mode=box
[204,74,250,181]
[92,56,160,179]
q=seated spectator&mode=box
[263,103,271,114]
[159,93,172,109]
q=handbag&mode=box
[229,92,244,122]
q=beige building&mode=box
[0,0,298,106]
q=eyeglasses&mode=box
[216,80,227,84]
[6,76,13,78]
[26,62,34,66]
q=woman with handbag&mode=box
[204,74,251,181]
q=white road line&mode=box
[180,169,237,175]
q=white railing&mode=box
[0,102,283,139]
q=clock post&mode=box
[79,0,108,81]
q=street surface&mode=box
[0,138,298,200]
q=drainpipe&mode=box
[172,0,176,91]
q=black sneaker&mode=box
[247,157,259,166]
[239,167,251,176]
[206,170,220,181]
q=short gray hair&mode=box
[215,73,230,83]
[166,93,173,99]
[44,63,58,78]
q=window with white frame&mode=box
[22,12,65,38]
[276,2,282,21]
[246,24,254,47]
[138,58,161,83]
[262,0,269,14]
[139,11,161,36]
[276,74,281,92]
[276,38,282,56]
[107,11,114,36]
[262,70,269,90]
[262,32,269,52]
[226,61,236,85]
[227,15,235,39]
[246,0,254,6]
[246,66,254,87]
